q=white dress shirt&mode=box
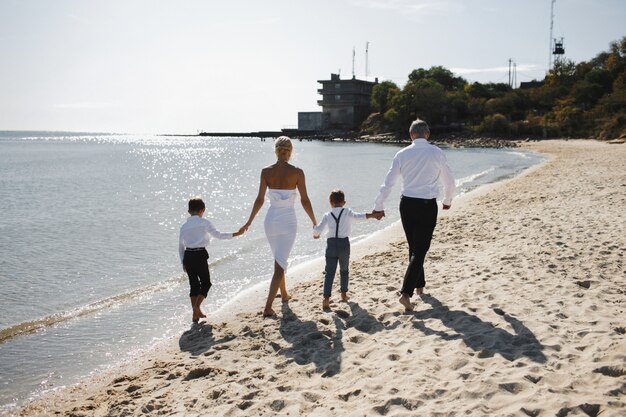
[178,216,232,263]
[373,138,455,211]
[313,207,366,239]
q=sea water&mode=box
[0,132,544,410]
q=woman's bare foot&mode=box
[341,292,349,301]
[322,297,330,310]
[281,294,292,302]
[399,294,413,311]
[263,309,276,318]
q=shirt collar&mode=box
[412,138,428,145]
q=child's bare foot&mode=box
[192,311,200,322]
[197,309,207,318]
[341,292,349,301]
[399,294,413,311]
[322,297,330,310]
[263,309,276,318]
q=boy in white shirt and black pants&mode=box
[179,198,244,322]
[313,189,379,310]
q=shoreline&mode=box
[11,139,626,416]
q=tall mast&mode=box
[549,0,556,72]
[352,47,355,78]
[365,41,370,80]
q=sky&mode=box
[0,0,624,134]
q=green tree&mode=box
[371,81,400,114]
[392,78,450,128]
[408,66,466,91]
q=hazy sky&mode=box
[1,0,624,133]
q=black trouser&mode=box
[183,249,211,297]
[399,196,438,297]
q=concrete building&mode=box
[317,73,377,130]
[297,73,377,132]
[297,112,330,132]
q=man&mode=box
[373,119,455,311]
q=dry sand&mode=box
[14,140,626,416]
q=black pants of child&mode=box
[183,248,211,297]
[399,196,438,297]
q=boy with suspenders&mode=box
[313,189,378,310]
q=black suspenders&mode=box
[330,209,345,238]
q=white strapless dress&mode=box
[264,188,298,271]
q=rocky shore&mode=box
[287,131,521,148]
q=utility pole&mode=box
[513,62,517,89]
[352,47,355,78]
[508,58,512,87]
[365,41,370,81]
[549,0,556,72]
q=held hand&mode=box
[442,204,451,210]
[372,210,385,220]
[313,234,320,240]
[233,226,247,237]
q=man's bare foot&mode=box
[263,309,276,318]
[399,294,413,311]
[341,292,349,301]
[322,298,330,310]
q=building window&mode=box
[335,83,341,89]
[335,95,341,101]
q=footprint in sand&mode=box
[524,375,542,384]
[593,366,626,377]
[338,389,361,401]
[269,399,285,411]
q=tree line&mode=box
[365,36,626,139]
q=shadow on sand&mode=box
[411,295,546,363]
[178,322,233,356]
[345,301,385,334]
[279,303,345,377]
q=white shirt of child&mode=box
[178,216,232,263]
[313,207,366,239]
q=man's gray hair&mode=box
[409,119,430,137]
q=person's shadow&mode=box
[411,295,546,363]
[178,322,232,356]
[346,301,385,334]
[279,303,345,377]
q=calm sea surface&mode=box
[0,131,544,410]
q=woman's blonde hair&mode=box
[274,136,293,159]
[274,136,292,150]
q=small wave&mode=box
[0,276,182,344]
[455,167,496,187]
[504,151,530,159]
[0,252,245,345]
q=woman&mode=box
[242,137,317,317]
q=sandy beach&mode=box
[14,139,626,417]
